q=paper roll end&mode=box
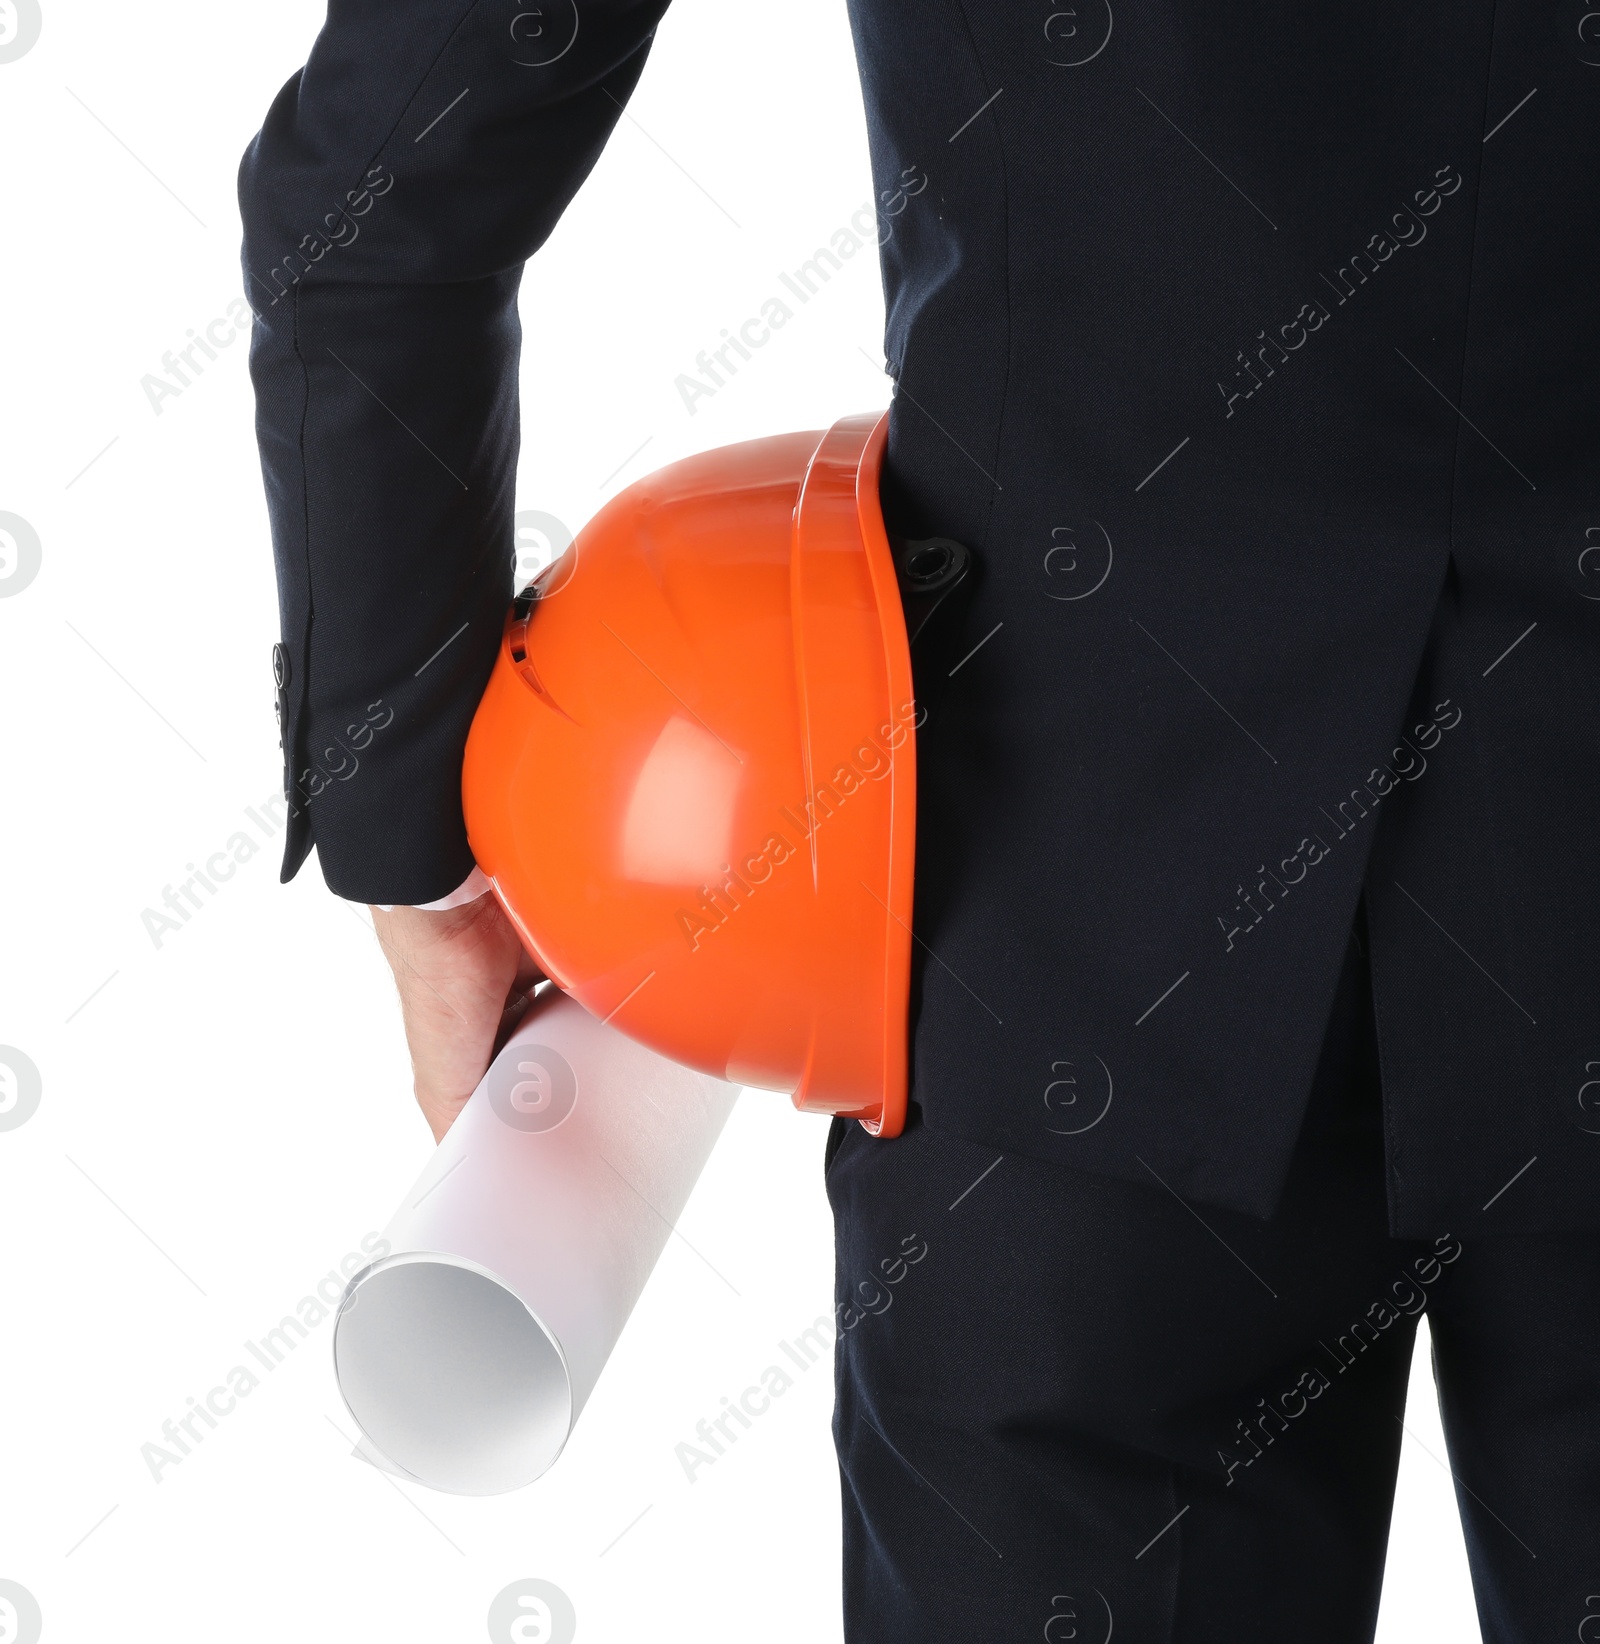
[334,1254,574,1496]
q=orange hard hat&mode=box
[462,411,968,1136]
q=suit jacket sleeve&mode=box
[239,0,671,904]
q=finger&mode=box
[492,986,539,1058]
[416,1084,472,1144]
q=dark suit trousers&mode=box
[825,903,1600,1641]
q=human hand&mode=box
[369,893,545,1142]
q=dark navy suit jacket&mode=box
[240,2,1600,1234]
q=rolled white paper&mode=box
[333,986,740,1495]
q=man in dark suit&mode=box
[241,4,1600,1638]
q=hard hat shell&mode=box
[462,411,917,1135]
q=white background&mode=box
[0,1,1480,1639]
